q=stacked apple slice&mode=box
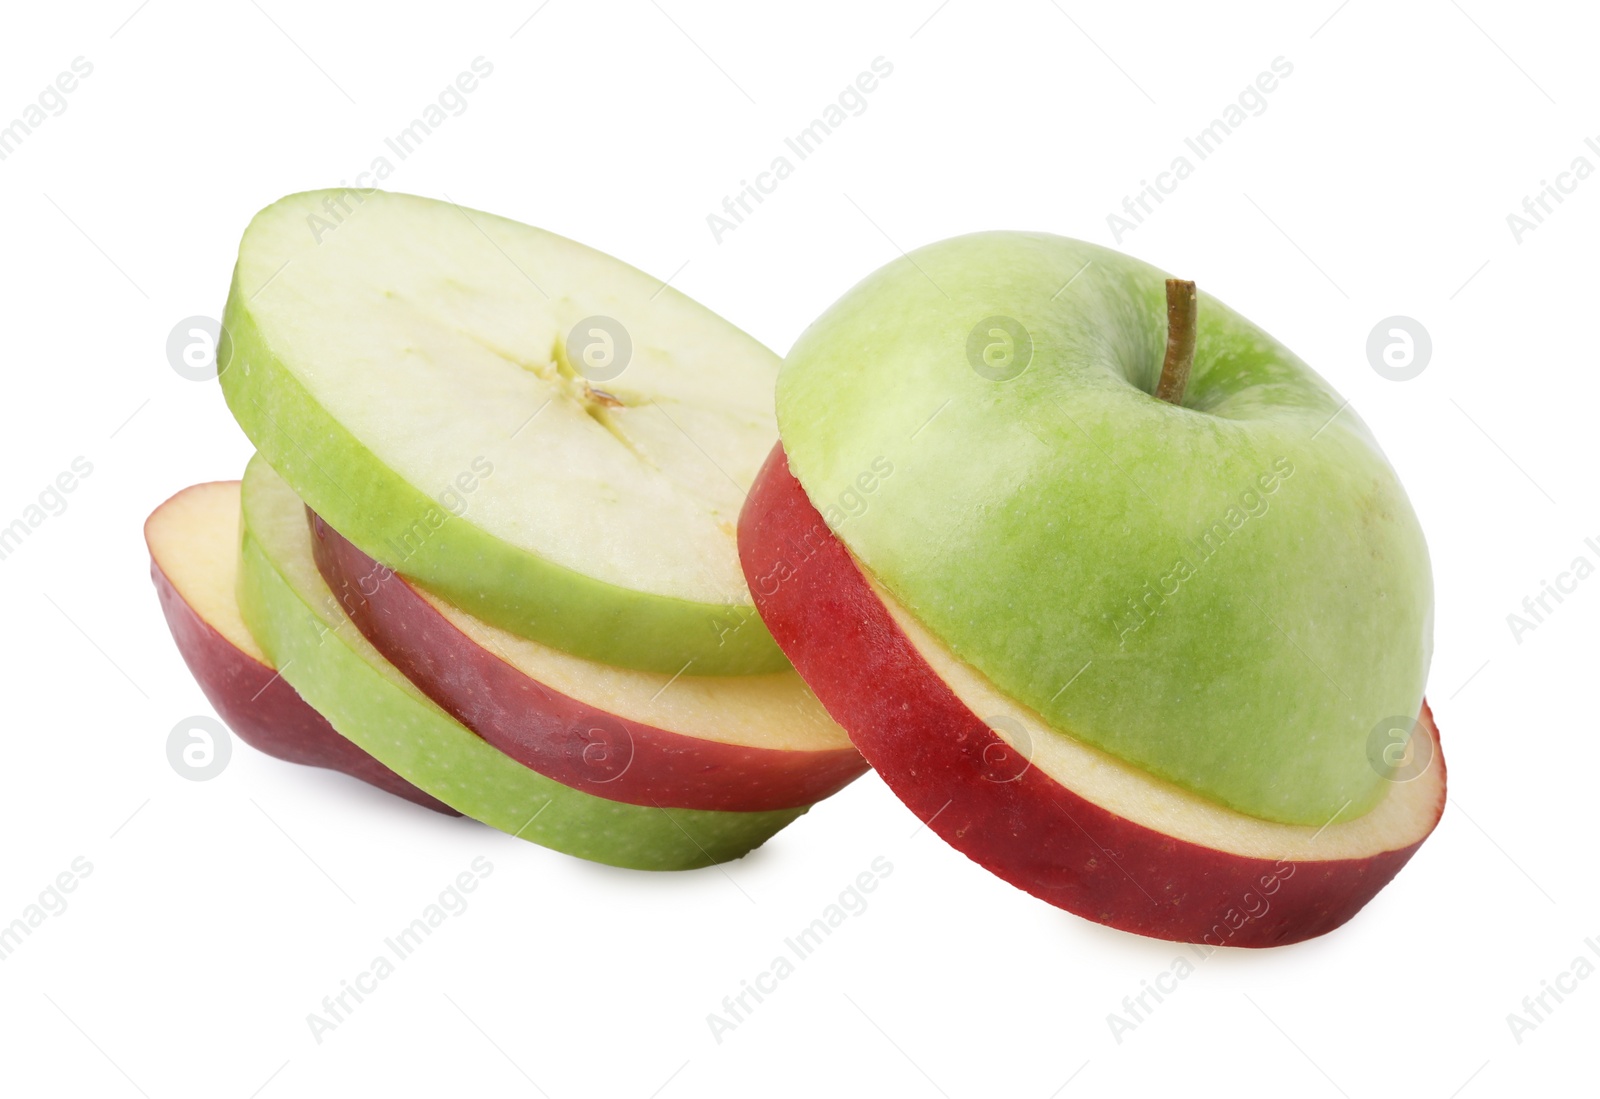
[150,190,864,869]
[148,481,457,815]
[736,233,1446,944]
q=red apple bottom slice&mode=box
[147,482,458,815]
[308,510,865,813]
[738,447,1445,947]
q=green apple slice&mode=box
[237,453,805,869]
[221,189,784,674]
[775,233,1432,826]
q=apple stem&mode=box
[1154,278,1197,406]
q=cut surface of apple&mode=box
[773,232,1432,825]
[310,509,864,812]
[146,481,457,815]
[237,455,807,870]
[740,448,1445,946]
[220,189,786,674]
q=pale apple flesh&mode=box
[220,189,787,675]
[237,454,809,870]
[739,448,1445,945]
[146,482,458,814]
[309,509,865,812]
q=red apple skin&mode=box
[738,446,1445,946]
[309,511,867,813]
[151,557,460,816]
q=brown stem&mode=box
[1154,278,1197,406]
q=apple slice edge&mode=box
[307,505,867,812]
[146,481,460,815]
[738,445,1446,947]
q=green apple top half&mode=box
[776,233,1432,826]
[219,189,786,676]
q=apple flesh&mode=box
[310,509,864,812]
[220,189,787,675]
[238,454,809,870]
[739,448,1445,946]
[146,482,457,814]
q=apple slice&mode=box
[309,509,864,812]
[220,188,787,675]
[740,448,1445,946]
[146,482,457,815]
[237,454,809,870]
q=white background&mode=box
[0,1,1593,1096]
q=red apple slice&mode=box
[738,447,1445,946]
[309,510,865,813]
[147,482,458,815]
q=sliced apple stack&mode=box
[737,232,1446,944]
[148,189,864,869]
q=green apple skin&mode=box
[219,190,786,676]
[776,233,1432,826]
[237,455,805,870]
